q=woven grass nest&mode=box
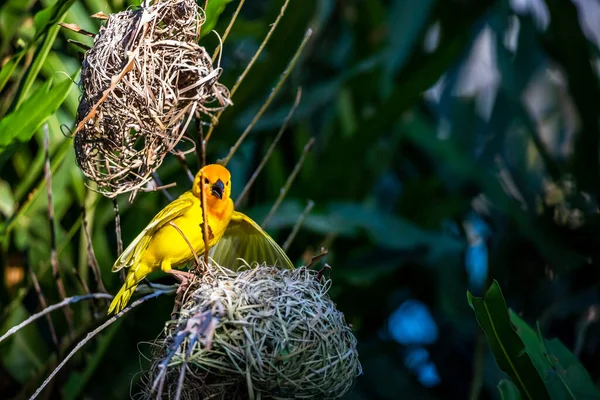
[143,264,361,400]
[74,0,231,198]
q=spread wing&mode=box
[112,194,195,272]
[209,211,294,270]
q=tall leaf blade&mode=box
[510,311,573,399]
[0,78,73,149]
[544,338,600,399]
[467,281,550,400]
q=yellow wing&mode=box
[112,192,195,272]
[209,211,294,270]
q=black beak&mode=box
[211,179,224,199]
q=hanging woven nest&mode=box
[142,264,361,400]
[73,0,231,198]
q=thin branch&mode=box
[283,199,314,252]
[169,222,201,268]
[221,30,312,167]
[206,0,289,143]
[262,137,315,227]
[113,199,123,255]
[173,152,195,183]
[82,207,107,293]
[0,293,113,344]
[28,269,59,350]
[69,267,101,315]
[211,0,246,61]
[29,290,170,400]
[152,172,174,202]
[220,29,312,166]
[44,125,74,339]
[199,171,210,269]
[230,0,290,98]
[71,266,92,295]
[194,112,207,168]
[235,88,302,208]
[201,137,207,168]
[305,247,328,270]
[113,198,126,282]
[156,216,199,315]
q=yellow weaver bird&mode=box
[107,164,293,314]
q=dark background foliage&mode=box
[1,0,600,398]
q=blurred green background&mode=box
[2,0,600,398]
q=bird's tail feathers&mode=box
[107,266,146,314]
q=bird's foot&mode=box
[167,270,197,318]
[166,269,195,282]
[166,269,196,294]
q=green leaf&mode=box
[510,312,573,399]
[467,281,550,400]
[33,0,76,41]
[15,24,62,109]
[201,0,233,37]
[0,77,73,150]
[498,379,524,400]
[0,54,22,94]
[509,311,600,399]
[544,338,600,399]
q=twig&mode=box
[235,88,302,208]
[69,267,101,316]
[113,198,126,282]
[71,266,92,295]
[262,137,315,227]
[283,200,314,252]
[82,207,107,293]
[305,247,328,270]
[195,113,207,168]
[205,0,289,143]
[58,22,95,37]
[28,269,59,350]
[152,172,174,202]
[168,222,201,268]
[173,152,195,183]
[29,290,170,400]
[199,171,210,269]
[201,137,207,168]
[44,126,74,339]
[220,29,312,166]
[211,0,246,61]
[0,293,113,344]
[229,0,290,97]
[315,263,332,282]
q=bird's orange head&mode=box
[192,164,232,205]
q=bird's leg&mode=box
[167,270,196,318]
[166,269,195,283]
[166,269,196,297]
